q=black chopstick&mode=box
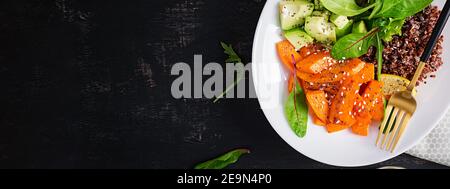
[421,0,450,62]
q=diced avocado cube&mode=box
[314,0,324,10]
[311,10,331,20]
[330,14,350,29]
[305,16,336,43]
[335,20,354,38]
[284,28,314,50]
[352,20,368,34]
[279,0,315,30]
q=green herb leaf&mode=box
[220,42,242,63]
[374,0,432,19]
[285,80,308,138]
[331,28,379,60]
[375,33,384,80]
[194,149,250,169]
[320,0,377,17]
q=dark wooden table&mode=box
[0,0,447,169]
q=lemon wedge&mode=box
[379,74,417,97]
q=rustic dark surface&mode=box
[0,0,447,169]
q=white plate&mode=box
[252,0,450,167]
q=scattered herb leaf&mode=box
[220,42,242,63]
[376,33,384,80]
[194,149,250,169]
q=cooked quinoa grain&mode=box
[361,6,444,84]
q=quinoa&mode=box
[361,6,444,84]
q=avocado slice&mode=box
[311,10,331,20]
[279,0,315,30]
[330,14,353,38]
[330,14,350,29]
[335,20,354,38]
[352,20,368,34]
[305,16,336,43]
[284,28,314,50]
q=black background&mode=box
[0,0,447,169]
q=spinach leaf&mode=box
[321,0,377,16]
[368,0,383,19]
[375,0,432,19]
[285,80,308,138]
[194,149,250,169]
[331,29,379,60]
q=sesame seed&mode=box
[338,112,343,115]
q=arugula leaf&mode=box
[331,28,379,60]
[320,0,377,17]
[214,42,244,103]
[374,0,432,19]
[194,149,250,169]
[371,17,405,42]
[285,80,308,138]
[220,42,242,63]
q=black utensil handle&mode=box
[421,0,450,62]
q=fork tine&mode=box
[386,110,406,150]
[380,108,399,148]
[390,113,412,152]
[376,105,393,145]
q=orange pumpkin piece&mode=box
[328,77,361,127]
[305,90,329,122]
[351,114,372,136]
[326,123,351,133]
[296,58,365,83]
[357,63,375,84]
[313,114,326,126]
[358,80,384,119]
[276,40,302,72]
[297,51,337,74]
[299,44,326,58]
[360,80,384,121]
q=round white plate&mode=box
[252,0,450,167]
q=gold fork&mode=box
[376,1,450,152]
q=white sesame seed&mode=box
[338,112,343,115]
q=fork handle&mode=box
[407,1,450,91]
